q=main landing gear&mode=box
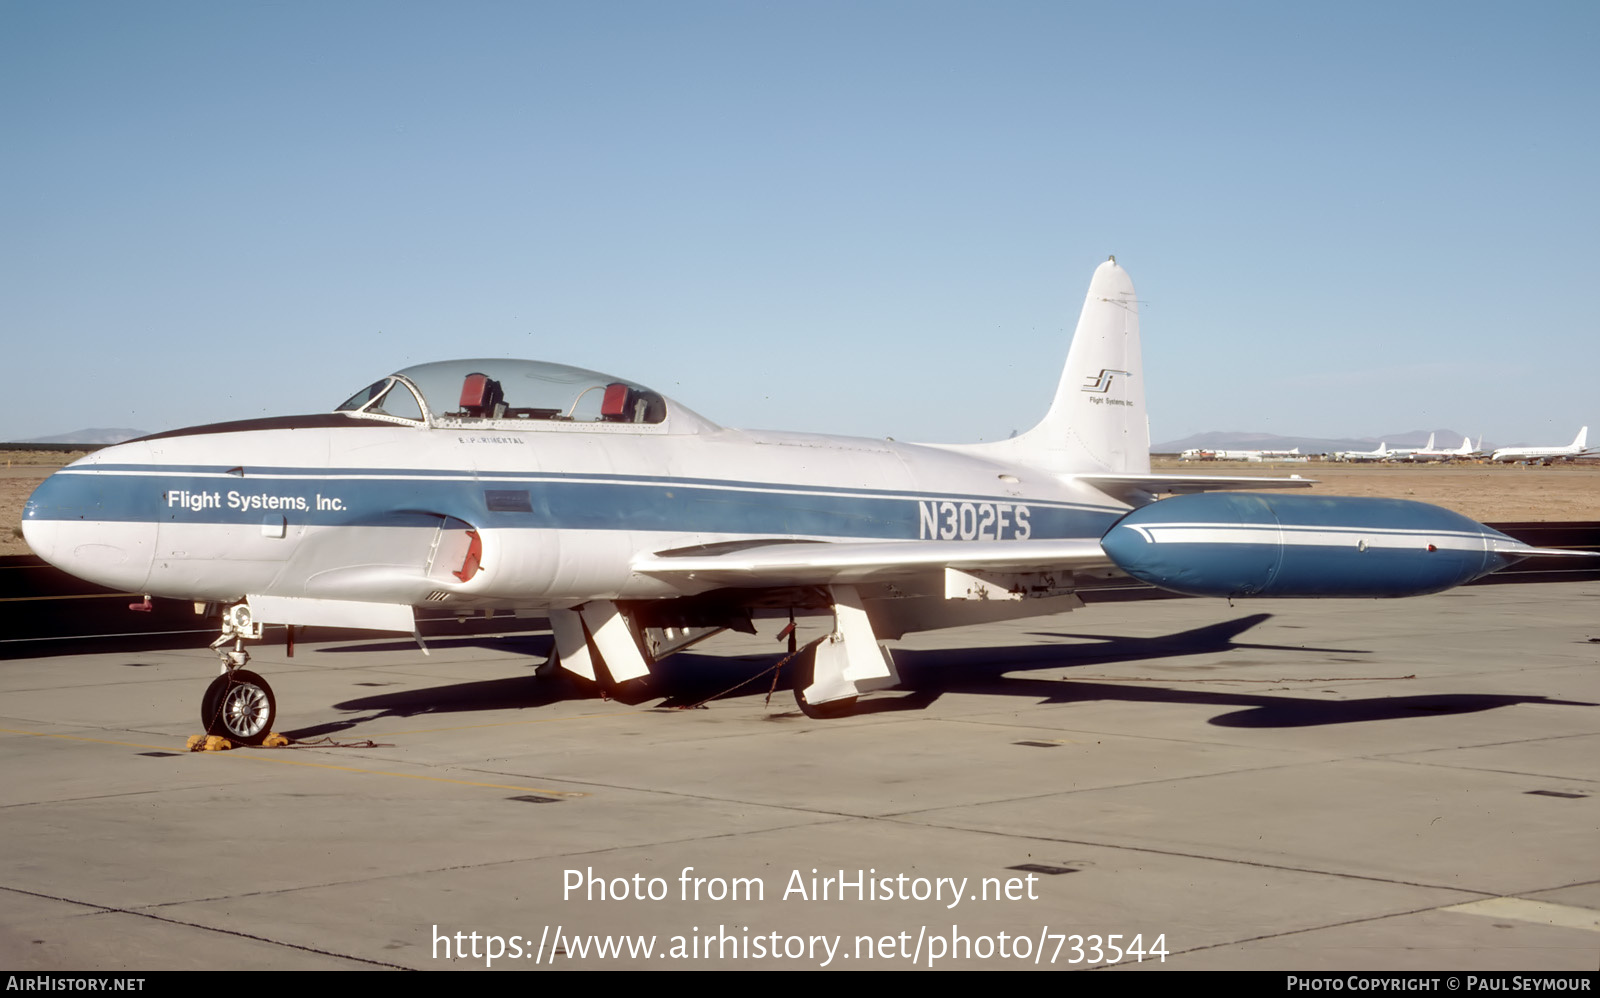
[791,586,899,718]
[203,603,277,744]
[546,591,898,717]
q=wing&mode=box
[632,537,1111,589]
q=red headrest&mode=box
[601,383,630,418]
[460,373,489,409]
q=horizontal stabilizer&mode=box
[1077,473,1316,505]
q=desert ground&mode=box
[1153,458,1600,523]
[3,452,1598,558]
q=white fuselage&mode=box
[23,416,1128,612]
[1490,427,1589,463]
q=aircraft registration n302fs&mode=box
[23,259,1590,742]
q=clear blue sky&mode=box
[4,1,1596,447]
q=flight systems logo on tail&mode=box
[1081,368,1132,405]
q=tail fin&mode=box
[1574,426,1588,450]
[963,258,1148,474]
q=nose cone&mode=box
[23,459,157,593]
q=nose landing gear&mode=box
[203,603,277,745]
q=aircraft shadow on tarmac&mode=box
[283,614,1594,739]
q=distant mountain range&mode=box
[11,428,148,445]
[2,425,1500,454]
[1152,429,1485,455]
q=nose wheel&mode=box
[201,669,277,744]
[203,602,277,745]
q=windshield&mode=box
[334,377,424,422]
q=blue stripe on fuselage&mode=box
[74,463,1114,504]
[28,468,1120,541]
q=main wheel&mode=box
[201,670,277,745]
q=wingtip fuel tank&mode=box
[1100,493,1530,599]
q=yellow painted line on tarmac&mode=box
[0,727,175,752]
[1442,898,1600,932]
[221,751,588,797]
[0,726,587,798]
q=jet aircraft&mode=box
[1410,435,1480,462]
[22,259,1588,742]
[1179,448,1302,461]
[1490,427,1591,464]
[1384,433,1435,462]
[1333,442,1391,462]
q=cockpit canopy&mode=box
[335,359,671,428]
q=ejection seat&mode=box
[458,373,506,419]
